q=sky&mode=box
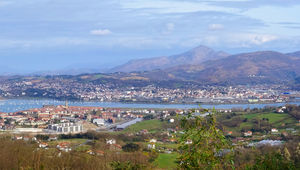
[0,0,300,74]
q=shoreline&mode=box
[0,97,298,106]
[0,98,299,113]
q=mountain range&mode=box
[163,51,299,84]
[1,45,299,86]
[110,45,229,73]
[106,46,300,85]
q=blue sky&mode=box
[0,0,300,73]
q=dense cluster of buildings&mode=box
[0,103,187,133]
[0,77,297,104]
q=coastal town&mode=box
[0,101,186,133]
[0,77,298,104]
[0,102,298,140]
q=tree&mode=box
[177,108,234,169]
[283,147,291,162]
[122,143,140,152]
[110,161,145,170]
[248,152,295,170]
[35,134,49,141]
[143,114,154,120]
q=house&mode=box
[15,136,23,140]
[48,136,58,141]
[148,144,155,149]
[109,144,122,151]
[57,142,72,152]
[106,139,116,145]
[277,106,286,113]
[271,128,279,133]
[185,139,193,145]
[169,138,176,143]
[149,139,157,143]
[169,119,175,123]
[95,150,105,156]
[276,108,284,113]
[39,142,49,148]
[93,119,105,126]
[244,131,253,137]
[86,150,94,155]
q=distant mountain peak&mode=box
[191,45,213,51]
[110,45,229,73]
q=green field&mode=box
[243,113,293,123]
[75,145,92,152]
[155,153,178,169]
[238,112,297,131]
[123,119,165,133]
[243,113,296,124]
[48,138,87,147]
[156,143,179,149]
[219,112,299,135]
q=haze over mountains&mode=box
[287,51,300,58]
[0,45,299,86]
[107,45,300,85]
[161,51,300,84]
[110,45,229,73]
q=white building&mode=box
[150,139,157,143]
[271,128,279,133]
[93,119,105,126]
[148,144,155,149]
[106,139,116,145]
[39,142,49,148]
[48,122,83,133]
[244,131,253,137]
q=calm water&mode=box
[0,99,299,113]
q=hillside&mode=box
[110,45,229,73]
[160,51,300,84]
[1,48,300,86]
[108,46,300,85]
[38,51,300,85]
[287,51,300,57]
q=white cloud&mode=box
[179,33,279,49]
[121,0,241,14]
[209,24,224,30]
[237,34,278,45]
[90,29,112,35]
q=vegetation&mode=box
[217,108,299,135]
[110,161,146,170]
[155,153,178,169]
[0,135,151,170]
[122,119,165,133]
[285,104,300,119]
[122,143,140,152]
[0,105,300,169]
[178,108,234,169]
